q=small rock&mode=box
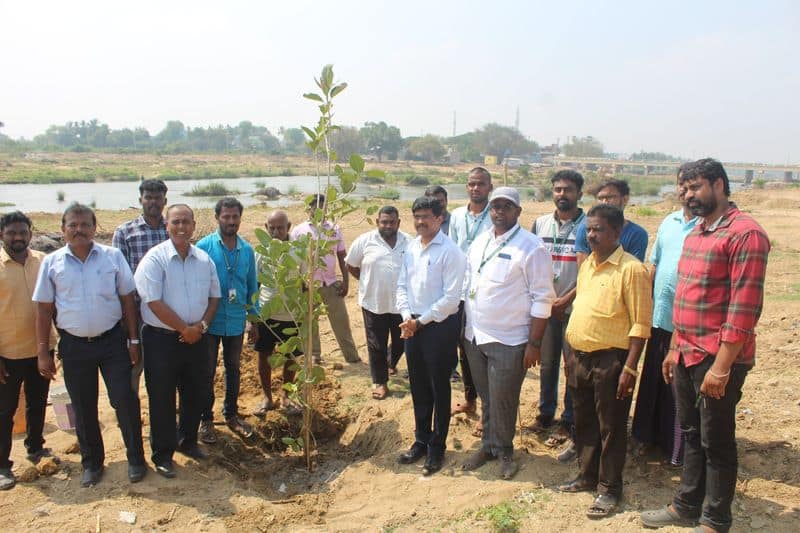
[278,482,287,493]
[750,516,767,529]
[740,408,753,415]
[118,511,137,525]
[767,379,779,387]
[36,457,59,476]
[33,505,51,517]
[63,440,80,454]
[332,362,344,370]
[18,466,39,482]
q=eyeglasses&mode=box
[490,202,517,212]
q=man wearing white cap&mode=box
[461,187,555,479]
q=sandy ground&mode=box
[2,186,799,532]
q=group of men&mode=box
[0,159,769,533]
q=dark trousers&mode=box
[361,309,404,385]
[59,327,145,470]
[143,325,208,465]
[672,354,748,533]
[456,302,477,402]
[539,315,574,428]
[632,327,683,463]
[201,333,244,421]
[570,348,631,497]
[0,355,52,469]
[405,312,459,455]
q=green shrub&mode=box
[374,188,400,200]
[405,175,430,186]
[185,182,238,196]
[753,178,766,189]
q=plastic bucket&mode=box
[49,384,76,431]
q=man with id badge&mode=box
[196,198,259,442]
[530,170,585,461]
[462,187,555,480]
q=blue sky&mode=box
[1,0,798,163]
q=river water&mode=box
[0,175,727,214]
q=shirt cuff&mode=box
[401,311,412,321]
[628,323,651,339]
[720,322,754,344]
[530,302,552,320]
[418,312,432,325]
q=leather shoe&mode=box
[177,443,208,461]
[422,453,444,476]
[155,462,176,478]
[557,477,596,493]
[128,463,147,483]
[397,443,427,465]
[80,466,104,488]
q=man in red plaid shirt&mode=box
[641,159,770,533]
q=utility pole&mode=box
[514,106,519,131]
[452,111,456,137]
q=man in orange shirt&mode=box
[0,212,57,490]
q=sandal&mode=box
[471,420,483,438]
[372,384,389,400]
[525,415,554,433]
[586,494,618,519]
[255,399,274,417]
[282,399,303,416]
[544,426,570,448]
[451,401,476,416]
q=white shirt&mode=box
[449,204,493,252]
[464,223,555,346]
[396,230,465,325]
[135,239,222,329]
[345,229,410,315]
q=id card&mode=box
[228,288,237,303]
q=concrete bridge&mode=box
[553,157,800,183]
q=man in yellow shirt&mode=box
[560,204,652,518]
[0,212,57,490]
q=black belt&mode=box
[144,324,180,336]
[575,348,626,357]
[58,322,120,343]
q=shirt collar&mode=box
[167,239,197,259]
[464,203,490,218]
[64,242,98,259]
[700,203,738,233]
[553,208,584,226]
[0,246,19,264]
[670,209,699,228]
[216,231,242,251]
[136,214,165,230]
[591,244,624,267]
[491,223,520,243]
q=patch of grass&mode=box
[475,502,524,532]
[374,188,400,200]
[775,283,800,302]
[405,175,430,186]
[632,205,659,217]
[285,184,299,195]
[0,201,14,207]
[184,181,239,197]
[753,178,766,189]
[253,179,265,189]
[56,190,65,202]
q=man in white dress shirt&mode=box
[135,204,221,478]
[345,205,410,400]
[396,196,466,476]
[462,187,555,480]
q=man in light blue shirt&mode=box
[196,198,258,442]
[135,204,221,478]
[396,196,466,476]
[446,167,494,420]
[33,203,145,487]
[632,166,698,466]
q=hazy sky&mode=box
[2,0,798,164]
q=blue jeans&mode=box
[201,334,244,421]
[538,315,574,427]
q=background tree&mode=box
[473,123,539,159]
[280,127,308,154]
[329,125,364,162]
[562,135,604,157]
[359,121,402,161]
[405,134,446,162]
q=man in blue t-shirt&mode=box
[574,179,648,263]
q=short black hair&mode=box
[166,203,195,219]
[61,203,97,226]
[551,169,584,192]
[139,179,168,196]
[595,178,630,198]
[468,167,492,182]
[411,196,443,217]
[308,193,326,209]
[682,158,730,196]
[215,197,243,216]
[0,210,32,231]
[587,204,624,232]
[424,185,448,198]
[378,205,399,218]
[677,161,696,183]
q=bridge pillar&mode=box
[613,165,619,175]
[644,165,650,176]
[785,171,794,183]
[744,169,754,184]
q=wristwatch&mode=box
[200,320,209,334]
[527,338,542,348]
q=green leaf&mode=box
[365,169,385,178]
[339,170,357,193]
[325,185,338,203]
[303,92,323,102]
[334,164,344,176]
[310,365,326,383]
[349,153,365,174]
[366,205,379,216]
[330,82,347,98]
[321,64,334,95]
[268,352,287,369]
[301,126,317,142]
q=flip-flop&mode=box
[544,428,570,448]
[255,400,274,417]
[372,384,389,400]
[586,494,618,519]
[451,402,476,416]
[471,420,484,437]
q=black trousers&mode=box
[0,355,52,469]
[405,312,459,455]
[143,325,208,465]
[456,302,477,402]
[570,348,631,497]
[361,308,404,385]
[60,326,145,470]
[672,354,748,533]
